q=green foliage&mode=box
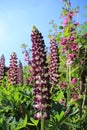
[0,84,34,130]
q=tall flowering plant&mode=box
[47,0,87,129]
[8,52,18,85]
[31,26,51,130]
[21,43,33,85]
[54,0,80,102]
[49,37,59,85]
[0,54,5,84]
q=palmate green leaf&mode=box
[14,115,27,130]
[0,116,3,124]
[70,66,79,75]
[22,114,28,127]
[60,111,65,120]
[30,117,39,126]
[13,91,20,102]
[60,109,79,125]
[52,91,64,102]
[0,114,10,130]
[53,111,65,123]
[47,117,60,130]
[9,118,17,130]
[19,90,31,98]
[59,56,66,64]
[0,106,12,113]
[27,117,39,126]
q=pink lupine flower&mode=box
[70,36,75,41]
[62,47,68,54]
[66,59,73,66]
[75,86,79,91]
[68,11,77,18]
[70,42,78,51]
[80,60,84,65]
[68,53,76,60]
[74,22,79,26]
[60,38,67,45]
[24,50,31,66]
[60,38,68,53]
[70,78,77,85]
[62,17,69,27]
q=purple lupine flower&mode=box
[0,54,5,83]
[60,82,67,89]
[71,92,79,101]
[28,67,34,84]
[21,43,32,66]
[68,53,75,60]
[24,50,32,66]
[17,60,23,84]
[49,37,59,85]
[0,54,5,66]
[31,26,50,120]
[8,52,18,85]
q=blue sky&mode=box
[0,0,87,66]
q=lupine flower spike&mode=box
[0,54,5,83]
[31,26,51,120]
[8,52,18,85]
[49,37,59,85]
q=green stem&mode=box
[41,118,44,130]
[68,65,71,100]
[82,77,87,108]
[79,81,82,118]
[67,65,71,102]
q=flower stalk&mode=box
[41,119,44,130]
[49,37,59,85]
[31,26,51,130]
[8,52,18,85]
[0,55,5,84]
